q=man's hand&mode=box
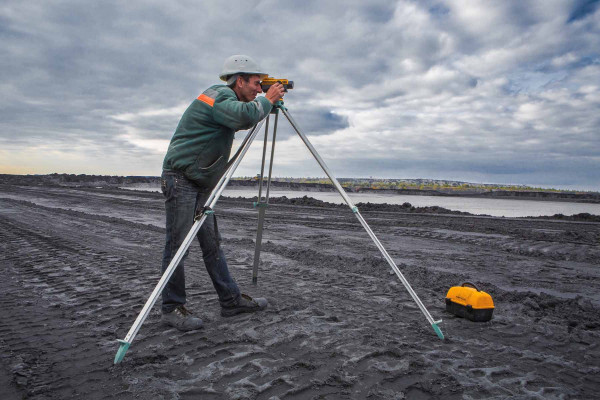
[264,82,285,104]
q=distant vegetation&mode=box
[232,176,595,194]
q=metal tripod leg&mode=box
[280,107,444,340]
[114,120,266,364]
[252,112,279,284]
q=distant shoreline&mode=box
[1,173,599,204]
[1,175,599,221]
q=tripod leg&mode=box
[114,120,266,364]
[252,117,271,283]
[280,108,444,340]
[264,112,279,200]
[256,116,270,199]
[252,113,279,283]
[252,206,266,284]
[204,121,265,208]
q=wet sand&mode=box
[0,184,599,399]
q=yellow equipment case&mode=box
[445,282,494,322]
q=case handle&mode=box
[462,282,480,291]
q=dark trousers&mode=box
[160,171,240,312]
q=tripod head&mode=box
[261,77,294,93]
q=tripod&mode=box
[114,101,444,364]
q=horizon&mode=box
[3,171,598,193]
[1,2,598,191]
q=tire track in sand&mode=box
[0,204,164,399]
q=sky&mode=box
[1,1,599,190]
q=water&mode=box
[123,187,600,218]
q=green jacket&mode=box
[163,84,272,188]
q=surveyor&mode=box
[159,55,285,331]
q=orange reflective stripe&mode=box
[197,94,215,107]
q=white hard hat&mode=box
[219,55,268,81]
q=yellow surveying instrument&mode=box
[261,77,294,93]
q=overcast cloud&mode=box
[1,0,599,190]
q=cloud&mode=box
[0,0,599,190]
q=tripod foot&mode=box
[431,321,444,340]
[114,339,131,364]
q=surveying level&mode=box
[261,77,294,93]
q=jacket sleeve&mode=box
[213,90,273,131]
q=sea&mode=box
[123,186,600,218]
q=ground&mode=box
[0,184,599,399]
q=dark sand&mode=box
[0,184,599,399]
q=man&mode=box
[160,55,285,331]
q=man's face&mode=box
[237,75,263,102]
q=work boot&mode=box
[161,305,203,331]
[221,294,268,317]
